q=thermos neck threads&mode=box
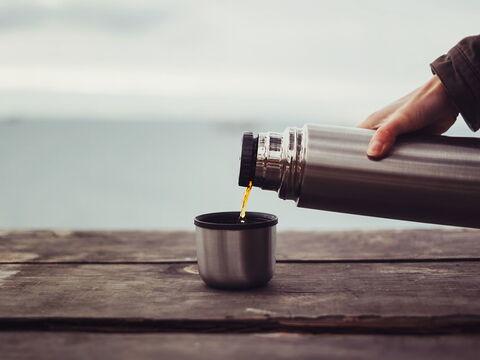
[239,127,305,201]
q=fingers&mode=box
[358,95,412,129]
[358,114,380,129]
[366,112,412,158]
[360,76,459,159]
[367,124,398,158]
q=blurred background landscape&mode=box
[1,0,479,230]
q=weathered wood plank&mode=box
[0,230,195,263]
[1,332,479,360]
[1,229,479,263]
[1,262,479,332]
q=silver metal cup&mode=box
[194,211,277,290]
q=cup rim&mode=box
[194,211,277,230]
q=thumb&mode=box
[367,123,399,159]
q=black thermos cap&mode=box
[238,132,258,187]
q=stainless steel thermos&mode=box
[238,124,480,228]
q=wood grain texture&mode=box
[1,229,479,263]
[1,262,479,332]
[1,332,479,360]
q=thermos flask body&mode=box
[239,124,480,228]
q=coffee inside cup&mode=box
[194,212,277,230]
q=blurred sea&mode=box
[0,119,459,230]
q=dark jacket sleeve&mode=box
[430,35,480,131]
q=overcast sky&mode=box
[0,0,479,128]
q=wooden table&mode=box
[1,229,480,359]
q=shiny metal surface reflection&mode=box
[249,125,480,228]
[195,212,277,290]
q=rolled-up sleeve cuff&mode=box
[431,45,480,131]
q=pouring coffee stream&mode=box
[239,180,253,222]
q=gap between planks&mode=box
[1,257,480,265]
[1,315,480,335]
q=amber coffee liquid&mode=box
[239,180,253,222]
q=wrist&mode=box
[430,75,460,119]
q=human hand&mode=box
[358,75,459,158]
